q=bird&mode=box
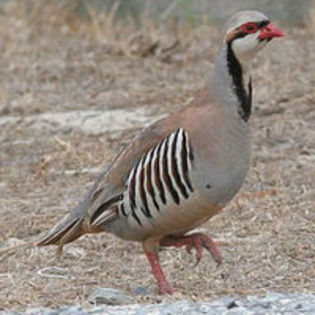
[37,11,283,294]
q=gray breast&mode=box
[192,117,251,206]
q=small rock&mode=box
[226,300,239,309]
[131,286,149,296]
[88,288,134,306]
[25,307,59,315]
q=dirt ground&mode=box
[0,2,314,313]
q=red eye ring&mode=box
[240,22,258,34]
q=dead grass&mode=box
[0,1,314,312]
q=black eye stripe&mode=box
[227,20,270,42]
[257,20,270,29]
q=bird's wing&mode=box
[37,112,184,247]
[86,116,181,220]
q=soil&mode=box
[0,2,314,312]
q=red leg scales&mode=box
[143,250,174,294]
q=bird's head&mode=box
[224,11,284,66]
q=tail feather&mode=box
[37,214,85,248]
[37,186,120,249]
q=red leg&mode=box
[160,233,222,266]
[142,242,173,294]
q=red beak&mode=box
[258,22,284,40]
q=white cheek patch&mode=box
[233,33,258,54]
[232,32,265,64]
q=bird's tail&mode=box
[37,210,86,249]
[36,190,101,252]
[37,183,115,250]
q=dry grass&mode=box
[0,1,314,312]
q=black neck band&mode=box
[226,42,252,122]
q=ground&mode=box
[0,2,314,313]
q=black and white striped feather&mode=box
[90,128,194,228]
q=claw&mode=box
[185,244,192,254]
[203,239,223,266]
[192,238,203,267]
[160,233,223,266]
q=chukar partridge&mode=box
[38,11,283,294]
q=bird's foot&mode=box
[160,233,222,266]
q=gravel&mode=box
[87,288,134,306]
[1,292,314,315]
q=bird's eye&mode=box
[241,23,258,34]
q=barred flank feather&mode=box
[122,128,194,226]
